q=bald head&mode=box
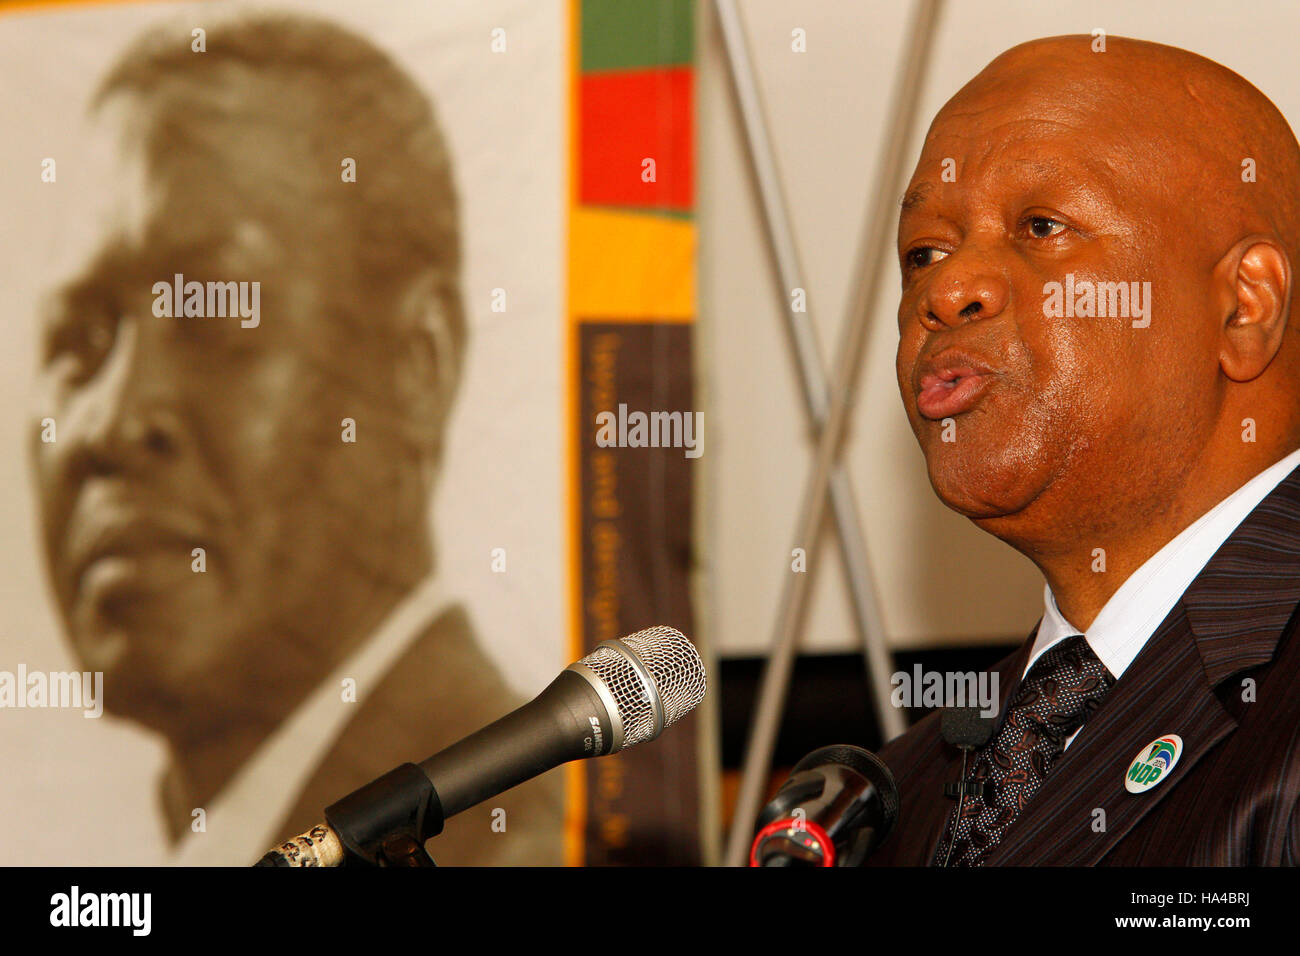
[947,35,1300,275]
[895,34,1300,590]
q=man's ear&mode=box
[395,272,460,456]
[1216,235,1291,382]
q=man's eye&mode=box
[44,313,117,380]
[1026,216,1066,239]
[905,246,948,270]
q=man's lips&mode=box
[915,359,998,420]
[64,510,207,599]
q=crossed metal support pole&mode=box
[717,0,945,867]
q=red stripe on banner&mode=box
[578,67,694,211]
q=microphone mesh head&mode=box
[576,626,707,749]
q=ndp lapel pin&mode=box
[1125,735,1183,793]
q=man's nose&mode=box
[920,252,1010,330]
[68,319,186,472]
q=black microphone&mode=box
[257,625,707,866]
[940,706,996,799]
[941,705,996,750]
[749,745,899,867]
[938,705,997,867]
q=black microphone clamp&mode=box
[943,778,992,801]
[255,763,444,867]
[324,763,445,867]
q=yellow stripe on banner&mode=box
[570,207,695,322]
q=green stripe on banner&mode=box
[583,204,694,221]
[581,0,694,72]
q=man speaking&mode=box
[874,34,1300,865]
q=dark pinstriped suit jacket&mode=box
[867,464,1300,866]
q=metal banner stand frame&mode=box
[717,0,946,866]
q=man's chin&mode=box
[923,456,1046,523]
[64,615,221,724]
[66,622,146,696]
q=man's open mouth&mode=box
[916,367,996,419]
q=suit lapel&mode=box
[985,461,1300,865]
[894,729,964,865]
[983,604,1235,865]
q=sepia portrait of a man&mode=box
[23,8,564,866]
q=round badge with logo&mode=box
[1125,735,1183,793]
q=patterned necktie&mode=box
[933,634,1115,866]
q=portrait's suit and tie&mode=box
[869,463,1300,866]
[273,604,565,867]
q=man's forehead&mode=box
[61,96,297,263]
[901,136,1127,219]
[924,92,1131,161]
[112,167,284,262]
[46,105,153,281]
[918,56,1154,157]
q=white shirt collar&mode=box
[1030,447,1300,680]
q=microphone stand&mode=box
[257,763,443,867]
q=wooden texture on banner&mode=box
[575,323,698,865]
